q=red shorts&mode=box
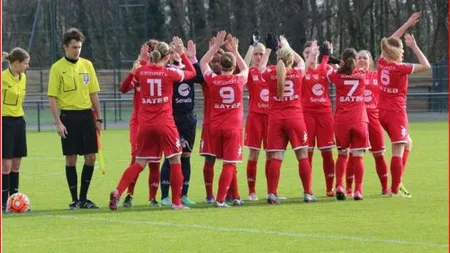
[210,128,243,163]
[334,122,370,151]
[129,113,139,156]
[135,122,182,160]
[244,112,268,150]
[368,110,385,153]
[379,110,409,144]
[200,124,215,157]
[304,112,335,150]
[267,117,308,151]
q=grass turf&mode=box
[3,122,448,252]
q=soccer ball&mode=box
[6,193,30,213]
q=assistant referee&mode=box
[2,48,30,212]
[48,28,102,210]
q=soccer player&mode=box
[109,37,196,210]
[263,36,317,204]
[242,32,275,201]
[200,31,249,208]
[345,50,390,196]
[301,41,335,197]
[378,17,430,197]
[321,46,369,201]
[159,40,204,207]
[2,48,30,212]
[119,40,161,208]
[200,42,224,204]
[48,28,102,209]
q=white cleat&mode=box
[215,201,231,208]
[248,193,259,201]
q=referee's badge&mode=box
[82,73,90,84]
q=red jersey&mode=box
[134,55,195,125]
[201,84,212,125]
[377,57,414,111]
[247,67,269,114]
[362,70,379,111]
[327,70,368,124]
[204,70,247,130]
[262,65,305,119]
[301,66,332,114]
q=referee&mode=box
[2,48,30,212]
[48,28,102,210]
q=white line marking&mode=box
[38,215,447,248]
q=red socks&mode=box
[117,163,144,195]
[307,150,314,167]
[321,150,334,192]
[346,154,354,191]
[352,156,364,193]
[126,156,138,195]
[265,159,271,193]
[230,170,240,200]
[374,155,389,192]
[390,156,403,193]
[148,163,160,200]
[170,163,183,205]
[268,159,282,195]
[203,161,215,198]
[246,160,257,194]
[402,149,410,177]
[298,158,312,194]
[335,155,348,189]
[216,164,237,202]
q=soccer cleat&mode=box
[79,199,100,209]
[171,204,190,210]
[232,199,244,206]
[109,190,120,211]
[181,196,196,207]
[391,191,412,198]
[68,200,79,210]
[248,193,259,201]
[399,184,412,198]
[225,196,234,204]
[381,190,391,196]
[215,201,231,208]
[304,193,317,203]
[276,195,287,201]
[326,190,335,197]
[148,199,160,207]
[353,191,363,201]
[122,194,133,208]
[266,193,280,204]
[205,196,215,204]
[160,197,172,206]
[335,186,346,201]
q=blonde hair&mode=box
[150,42,170,63]
[381,37,403,62]
[220,52,236,72]
[357,50,375,70]
[2,47,30,63]
[276,48,294,99]
[253,42,266,53]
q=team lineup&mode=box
[1,12,430,212]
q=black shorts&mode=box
[2,116,27,159]
[174,112,197,153]
[60,110,98,156]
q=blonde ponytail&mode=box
[381,37,403,62]
[276,60,286,99]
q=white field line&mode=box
[38,214,448,248]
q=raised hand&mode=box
[279,35,290,49]
[404,33,417,49]
[265,33,278,51]
[226,34,239,53]
[172,36,185,55]
[215,30,228,48]
[310,40,319,56]
[186,40,196,58]
[250,29,260,46]
[407,12,421,27]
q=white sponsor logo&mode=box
[175,139,181,148]
[82,73,90,84]
[252,75,259,81]
[303,132,308,143]
[238,145,242,157]
[401,126,407,138]
[260,88,269,102]
[312,83,324,96]
[178,83,190,97]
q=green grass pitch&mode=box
[3,122,448,252]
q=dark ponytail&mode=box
[338,48,357,75]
